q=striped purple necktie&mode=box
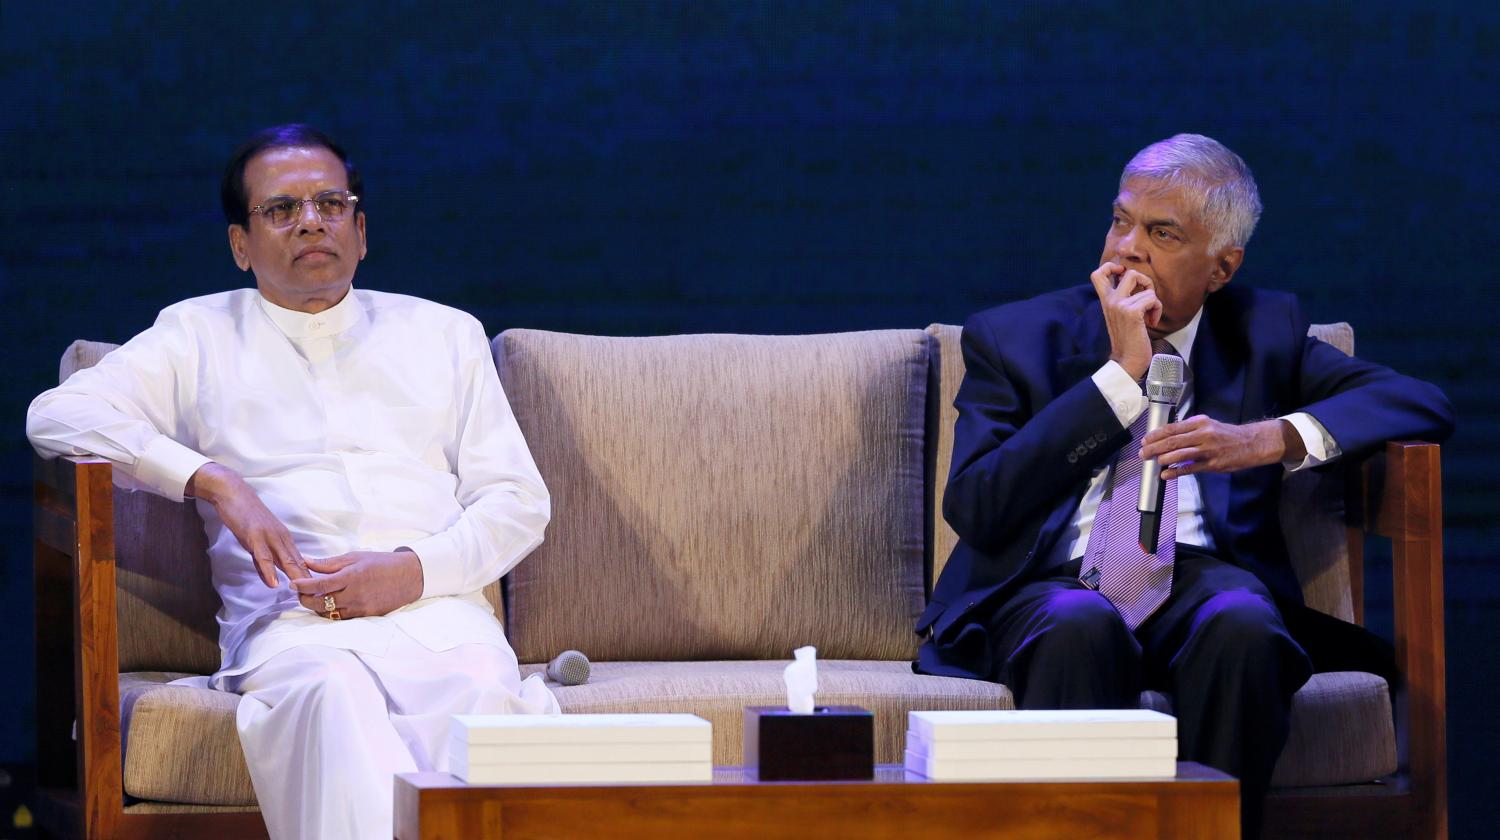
[1082,340,1180,630]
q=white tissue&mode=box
[784,645,818,714]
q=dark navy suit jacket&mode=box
[916,284,1454,680]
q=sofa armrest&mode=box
[1353,441,1446,839]
[34,453,123,839]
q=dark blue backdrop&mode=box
[3,1,1496,834]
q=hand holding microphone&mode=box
[1137,353,1186,554]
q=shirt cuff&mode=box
[132,435,213,502]
[1092,361,1147,427]
[1279,412,1342,471]
[406,531,463,600]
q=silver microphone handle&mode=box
[1137,399,1174,513]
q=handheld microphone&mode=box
[1137,353,1186,554]
[545,649,591,686]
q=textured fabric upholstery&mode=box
[1143,671,1396,787]
[1307,322,1354,357]
[1279,463,1356,621]
[118,663,1005,801]
[1282,322,1357,621]
[1271,671,1396,787]
[520,660,1012,765]
[58,338,118,382]
[122,803,260,814]
[120,673,256,806]
[114,666,1396,804]
[924,324,964,587]
[113,490,221,674]
[495,329,931,664]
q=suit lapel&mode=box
[1056,302,1111,389]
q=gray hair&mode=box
[1120,134,1263,253]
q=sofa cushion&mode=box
[1270,671,1396,787]
[520,660,1012,765]
[117,665,1393,805]
[495,329,931,663]
[120,672,257,806]
[1145,670,1396,787]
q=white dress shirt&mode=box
[27,288,550,686]
[1052,308,1340,564]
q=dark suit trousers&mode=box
[983,546,1313,835]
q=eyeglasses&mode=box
[248,190,360,228]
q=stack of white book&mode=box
[449,713,714,784]
[904,709,1177,781]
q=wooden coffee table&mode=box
[395,762,1238,839]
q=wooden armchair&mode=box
[924,321,1447,840]
[1260,440,1447,839]
[34,453,268,840]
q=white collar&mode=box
[257,287,363,339]
[1159,306,1203,362]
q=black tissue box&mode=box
[743,705,875,781]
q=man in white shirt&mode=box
[915,134,1454,837]
[27,124,558,839]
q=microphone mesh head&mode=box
[1145,354,1186,403]
[549,650,591,686]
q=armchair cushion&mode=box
[115,665,1395,805]
[120,673,256,806]
[1145,671,1396,787]
[1270,671,1396,787]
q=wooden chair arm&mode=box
[1355,440,1446,839]
[34,453,124,839]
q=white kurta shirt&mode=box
[27,288,550,686]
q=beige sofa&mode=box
[33,323,1445,839]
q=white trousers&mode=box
[228,632,558,840]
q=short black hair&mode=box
[220,124,363,227]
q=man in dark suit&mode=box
[915,134,1453,835]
